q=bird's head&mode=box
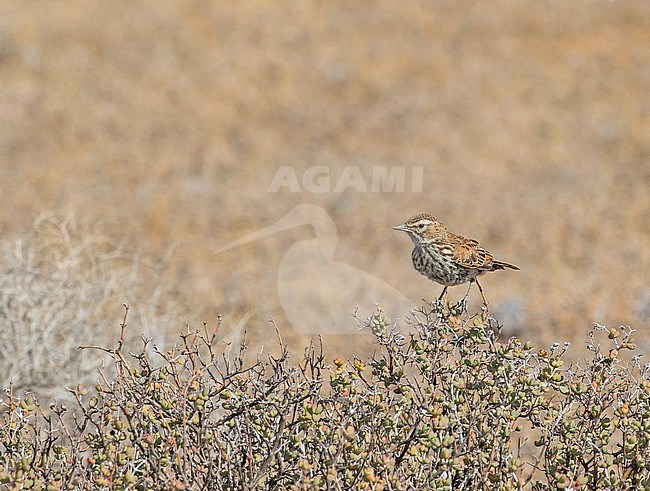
[393,214,446,244]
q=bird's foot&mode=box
[481,305,501,333]
[435,287,448,310]
[455,295,470,314]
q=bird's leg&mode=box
[436,286,448,308]
[475,279,491,321]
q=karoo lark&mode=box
[394,213,519,314]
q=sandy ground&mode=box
[1,1,648,357]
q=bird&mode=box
[393,213,519,315]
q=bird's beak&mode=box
[393,224,409,232]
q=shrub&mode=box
[0,214,179,402]
[1,303,648,490]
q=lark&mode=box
[393,213,519,313]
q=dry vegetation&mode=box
[1,306,648,489]
[0,215,182,402]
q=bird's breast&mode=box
[411,245,478,286]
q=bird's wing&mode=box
[448,234,494,270]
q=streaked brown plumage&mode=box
[393,213,519,308]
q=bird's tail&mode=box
[490,260,520,271]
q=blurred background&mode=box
[1,0,648,391]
